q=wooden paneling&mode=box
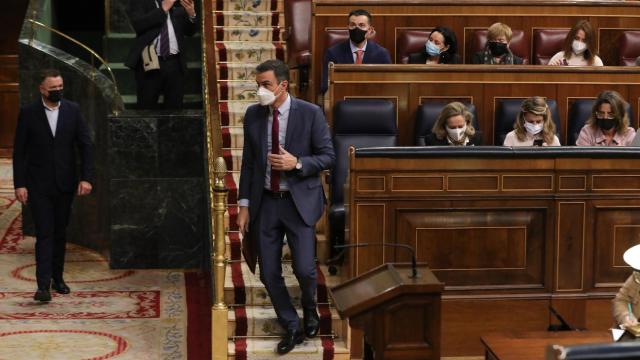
[327,65,640,145]
[346,149,640,355]
[0,55,19,153]
[311,0,640,100]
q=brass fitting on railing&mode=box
[212,157,228,310]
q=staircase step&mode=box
[217,63,259,81]
[222,126,244,148]
[217,0,284,12]
[215,42,286,63]
[215,11,284,27]
[215,26,285,42]
[218,81,257,101]
[103,33,202,63]
[227,338,349,360]
[219,101,251,126]
[228,305,343,338]
[225,262,341,306]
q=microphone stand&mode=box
[334,242,420,278]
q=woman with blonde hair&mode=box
[503,97,560,146]
[425,102,482,146]
[548,20,603,66]
[576,90,636,146]
[472,22,524,65]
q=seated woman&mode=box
[548,20,603,66]
[408,26,461,64]
[503,96,560,146]
[472,22,524,65]
[613,244,640,329]
[425,102,482,146]
[576,90,636,146]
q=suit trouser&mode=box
[28,189,74,290]
[257,192,317,332]
[134,55,184,110]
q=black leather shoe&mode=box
[34,289,51,302]
[276,329,304,354]
[51,279,70,294]
[303,308,320,338]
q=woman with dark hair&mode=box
[408,26,461,64]
[576,90,635,146]
[549,20,603,66]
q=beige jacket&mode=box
[613,274,640,326]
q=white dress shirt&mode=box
[42,98,60,137]
[349,40,368,63]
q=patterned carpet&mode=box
[0,159,192,360]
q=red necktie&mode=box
[355,49,364,64]
[270,108,280,191]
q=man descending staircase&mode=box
[213,0,349,358]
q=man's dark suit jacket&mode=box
[238,96,335,272]
[13,99,94,195]
[126,0,197,73]
[321,40,392,93]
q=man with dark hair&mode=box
[237,59,335,354]
[321,9,392,93]
[126,0,197,109]
[13,69,94,302]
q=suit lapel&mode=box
[284,96,298,149]
[55,101,65,138]
[257,105,268,170]
[39,101,54,138]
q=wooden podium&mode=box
[330,263,444,360]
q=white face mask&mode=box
[524,121,543,135]
[256,84,281,106]
[446,125,467,142]
[572,40,587,55]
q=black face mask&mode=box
[46,89,63,103]
[349,27,367,44]
[488,41,508,57]
[596,117,617,131]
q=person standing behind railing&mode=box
[126,0,197,109]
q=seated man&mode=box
[321,9,391,94]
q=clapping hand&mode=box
[161,0,177,12]
[267,146,297,171]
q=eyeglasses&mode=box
[595,111,615,119]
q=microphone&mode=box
[548,305,575,331]
[334,242,420,278]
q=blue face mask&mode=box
[425,41,442,57]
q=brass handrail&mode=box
[27,18,121,114]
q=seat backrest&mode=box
[325,29,349,49]
[396,30,431,64]
[285,0,312,64]
[533,29,569,65]
[619,31,640,66]
[414,102,479,145]
[331,100,398,205]
[568,99,635,145]
[494,98,561,145]
[471,29,529,64]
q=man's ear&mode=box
[280,80,289,93]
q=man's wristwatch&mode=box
[295,158,302,170]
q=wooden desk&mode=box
[482,331,612,360]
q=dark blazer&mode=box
[321,40,392,93]
[472,51,524,65]
[424,132,483,146]
[13,99,94,195]
[408,51,461,64]
[239,96,335,272]
[126,0,197,72]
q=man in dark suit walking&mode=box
[237,60,335,354]
[13,69,94,302]
[321,9,392,94]
[126,0,197,109]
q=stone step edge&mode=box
[227,339,350,356]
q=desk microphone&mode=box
[548,305,575,331]
[334,242,420,278]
